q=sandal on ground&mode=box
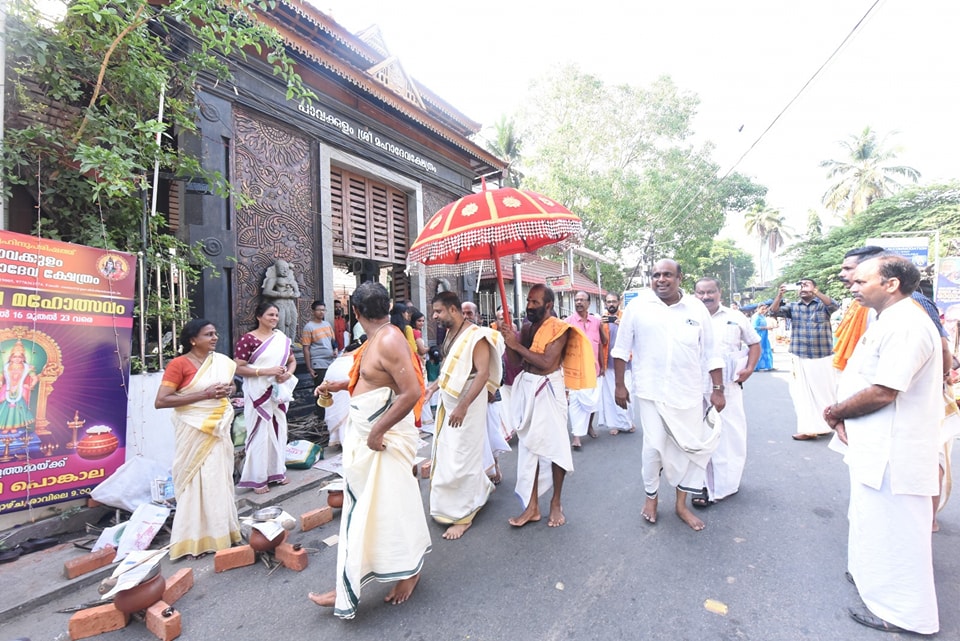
[848,607,904,633]
[691,489,713,509]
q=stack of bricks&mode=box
[67,567,194,641]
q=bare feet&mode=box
[508,505,542,527]
[571,437,582,449]
[384,573,420,605]
[933,518,940,533]
[308,590,336,607]
[254,486,270,495]
[609,429,619,436]
[277,477,290,485]
[442,522,472,540]
[641,496,658,523]
[676,504,706,531]
[547,505,565,527]
[587,425,598,438]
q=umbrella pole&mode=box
[493,247,513,330]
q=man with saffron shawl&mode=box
[500,284,596,528]
[308,282,430,619]
[425,291,504,540]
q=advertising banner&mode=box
[866,236,930,266]
[0,230,135,514]
[936,256,960,352]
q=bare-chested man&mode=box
[308,282,430,619]
[501,284,589,528]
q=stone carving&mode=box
[261,259,302,341]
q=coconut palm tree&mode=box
[820,127,920,220]
[744,205,788,284]
[485,115,523,187]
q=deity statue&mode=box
[261,259,302,341]
[0,340,39,434]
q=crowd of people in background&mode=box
[149,251,955,634]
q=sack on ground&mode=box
[285,439,322,468]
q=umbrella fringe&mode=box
[408,220,582,266]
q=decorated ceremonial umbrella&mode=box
[407,182,582,328]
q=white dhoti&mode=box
[482,399,511,475]
[705,383,747,500]
[789,355,837,436]
[430,377,495,524]
[636,398,720,496]
[848,468,938,634]
[334,387,431,620]
[512,370,573,509]
[568,383,601,438]
[597,368,633,432]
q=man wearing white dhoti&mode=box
[694,278,760,505]
[565,291,607,449]
[613,259,725,531]
[308,282,430,619]
[426,292,504,540]
[824,255,941,634]
[769,277,839,440]
[501,284,595,528]
[597,293,634,436]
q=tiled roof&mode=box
[478,254,606,296]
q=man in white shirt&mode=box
[693,278,761,505]
[613,259,725,531]
[824,254,941,634]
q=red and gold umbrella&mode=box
[408,182,582,327]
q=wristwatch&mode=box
[712,384,724,391]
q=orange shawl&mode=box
[530,316,597,391]
[833,300,869,371]
[347,340,425,419]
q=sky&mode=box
[313,0,959,252]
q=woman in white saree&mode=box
[155,320,241,560]
[234,302,298,494]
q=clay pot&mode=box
[248,528,285,552]
[76,427,119,460]
[327,490,343,509]
[113,571,165,614]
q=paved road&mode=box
[5,352,959,640]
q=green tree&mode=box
[820,126,921,220]
[806,209,823,240]
[3,0,309,250]
[514,64,765,286]
[3,0,311,367]
[776,183,960,301]
[483,115,523,187]
[743,205,789,285]
[691,238,756,298]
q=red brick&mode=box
[214,545,255,572]
[64,546,116,579]
[275,542,309,571]
[145,600,182,641]
[300,507,333,531]
[68,603,130,640]
[162,568,194,605]
[420,460,432,479]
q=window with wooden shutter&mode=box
[329,166,409,264]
